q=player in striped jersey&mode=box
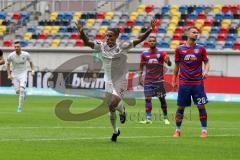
[139,36,172,125]
[172,27,210,138]
[76,20,157,142]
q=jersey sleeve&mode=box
[201,47,208,61]
[26,52,33,62]
[161,51,167,61]
[6,54,12,64]
[174,47,180,63]
[94,40,103,52]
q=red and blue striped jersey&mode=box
[175,43,208,85]
[140,48,167,85]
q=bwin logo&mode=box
[184,54,197,61]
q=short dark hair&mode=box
[149,35,156,40]
[186,26,199,32]
[14,40,20,44]
[107,28,120,37]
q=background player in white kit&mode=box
[6,41,35,112]
[76,20,156,142]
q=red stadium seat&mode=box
[71,32,80,39]
[12,12,21,20]
[126,20,135,27]
[38,33,48,39]
[222,5,230,13]
[175,26,184,34]
[145,4,154,13]
[217,34,227,41]
[204,19,213,26]
[198,12,206,19]
[118,26,125,33]
[3,40,12,47]
[97,12,105,19]
[233,41,240,50]
[96,33,105,40]
[143,41,149,48]
[230,5,238,14]
[75,39,84,47]
[173,34,182,40]
[219,27,228,34]
[154,19,161,26]
[186,19,194,26]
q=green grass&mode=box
[0,95,239,160]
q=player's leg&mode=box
[17,73,28,112]
[192,84,208,138]
[158,96,170,124]
[173,84,191,137]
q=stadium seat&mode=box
[3,40,12,47]
[186,19,194,26]
[50,12,58,21]
[179,5,187,14]
[51,39,60,47]
[99,26,108,33]
[230,5,239,14]
[226,34,236,41]
[126,19,135,27]
[219,27,228,34]
[145,4,154,13]
[97,12,105,19]
[137,4,146,13]
[75,39,84,47]
[135,19,144,26]
[120,33,130,40]
[204,19,213,26]
[0,25,7,33]
[173,34,182,40]
[170,5,179,14]
[202,26,212,34]
[170,40,180,49]
[187,5,195,14]
[73,12,81,20]
[130,12,138,20]
[39,33,48,39]
[96,33,105,40]
[195,19,204,28]
[162,5,170,14]
[102,20,110,26]
[71,32,80,39]
[233,41,240,50]
[57,12,64,20]
[105,12,114,19]
[198,12,206,19]
[215,13,224,20]
[143,41,149,48]
[196,6,204,13]
[64,12,73,20]
[224,41,234,48]
[132,26,142,34]
[0,12,6,19]
[12,12,21,21]
[205,41,215,49]
[19,40,28,47]
[217,34,227,41]
[221,19,232,28]
[222,5,230,13]
[51,26,60,33]
[224,12,233,19]
[215,41,225,49]
[175,26,184,34]
[59,26,67,33]
[23,32,32,40]
[213,5,222,13]
[124,27,132,33]
[158,41,169,48]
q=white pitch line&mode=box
[0,134,240,142]
[0,126,239,130]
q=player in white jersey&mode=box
[6,41,35,112]
[0,49,5,65]
[76,20,156,142]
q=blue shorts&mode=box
[177,84,208,107]
[144,81,166,98]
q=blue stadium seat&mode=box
[215,13,224,20]
[57,12,64,20]
[210,26,220,34]
[196,6,204,13]
[161,5,169,14]
[59,26,67,33]
[226,34,236,41]
[135,19,144,26]
[179,5,187,14]
[158,26,166,33]
[205,41,216,49]
[157,41,169,48]
[188,12,197,19]
[20,40,28,47]
[224,12,233,19]
[0,12,7,19]
[224,41,234,48]
[102,20,111,26]
[120,33,130,40]
[64,12,73,20]
[27,26,36,33]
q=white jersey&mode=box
[7,51,32,77]
[94,41,134,83]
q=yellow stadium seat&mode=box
[0,31,4,37]
[73,12,81,20]
[169,19,179,27]
[195,19,204,28]
[99,26,108,33]
[170,5,179,14]
[0,20,3,25]
[213,5,222,13]
[105,12,114,19]
[202,26,211,34]
[130,12,138,20]
[167,26,176,34]
[0,25,7,32]
[43,26,52,34]
[51,39,60,47]
[23,32,32,40]
[51,26,60,33]
[136,4,146,13]
[172,12,181,19]
[50,12,58,21]
[132,26,142,34]
[170,40,180,49]
[237,27,240,34]
[221,19,231,28]
[86,19,95,27]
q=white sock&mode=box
[18,87,25,108]
[115,100,125,115]
[109,112,118,134]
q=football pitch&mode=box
[0,95,239,160]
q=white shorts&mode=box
[105,78,128,97]
[12,73,27,90]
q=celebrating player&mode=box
[0,49,5,65]
[6,41,35,112]
[139,36,172,125]
[172,27,210,138]
[76,20,156,142]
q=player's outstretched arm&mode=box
[132,19,156,47]
[30,62,35,76]
[172,62,179,88]
[75,22,94,49]
[6,63,12,80]
[138,63,144,86]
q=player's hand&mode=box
[31,70,35,76]
[75,21,83,32]
[7,75,12,80]
[202,71,208,79]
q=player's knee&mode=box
[16,90,20,95]
[145,98,152,103]
[198,105,205,110]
